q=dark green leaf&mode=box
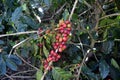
[15,21,27,32]
[5,58,17,71]
[82,66,98,80]
[99,60,109,79]
[34,44,39,56]
[22,16,38,29]
[0,25,4,32]
[44,0,52,7]
[0,40,4,45]
[52,67,73,80]
[7,55,22,65]
[62,9,69,21]
[11,7,22,22]
[102,40,114,54]
[0,55,6,75]
[111,58,120,70]
[43,45,49,58]
[36,70,43,80]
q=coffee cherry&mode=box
[62,36,68,42]
[38,28,43,36]
[62,23,67,28]
[43,20,72,71]
[37,43,43,48]
[59,37,63,42]
[65,20,70,24]
[58,48,63,52]
[67,24,71,27]
[62,45,67,50]
[57,55,61,59]
[62,33,68,37]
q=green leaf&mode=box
[22,4,27,11]
[7,55,22,65]
[43,45,49,58]
[99,60,109,79]
[15,21,28,32]
[111,58,120,70]
[36,70,43,80]
[102,40,114,54]
[44,0,52,7]
[23,16,38,29]
[11,7,22,22]
[0,25,4,32]
[82,66,98,80]
[5,58,17,71]
[52,67,73,80]
[0,40,4,45]
[79,0,84,3]
[0,55,6,75]
[34,44,39,56]
[62,9,69,21]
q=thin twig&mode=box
[78,8,91,17]
[9,38,30,57]
[42,3,66,21]
[99,13,120,20]
[33,11,42,23]
[4,74,14,80]
[84,0,92,8]
[40,61,52,80]
[2,76,35,79]
[76,49,91,80]
[68,0,79,21]
[11,70,36,76]
[16,54,39,71]
[0,31,37,38]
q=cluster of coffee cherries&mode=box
[43,20,72,70]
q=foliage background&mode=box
[0,0,120,80]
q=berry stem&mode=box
[41,61,53,80]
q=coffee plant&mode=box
[0,0,120,80]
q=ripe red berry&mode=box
[67,24,71,27]
[59,37,63,42]
[50,50,55,54]
[67,27,71,31]
[37,43,43,48]
[65,20,70,24]
[59,43,63,48]
[58,48,63,52]
[62,33,68,37]
[62,45,67,50]
[60,29,64,33]
[57,55,61,59]
[62,36,68,42]
[62,23,67,28]
[55,35,60,40]
[47,57,52,62]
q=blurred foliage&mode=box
[0,0,120,80]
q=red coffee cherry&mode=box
[43,20,72,71]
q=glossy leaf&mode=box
[111,58,120,70]
[0,55,6,75]
[52,67,73,80]
[102,40,114,54]
[99,60,109,79]
[11,7,22,22]
[7,55,22,65]
[5,58,17,71]
[43,45,49,58]
[82,66,98,80]
[0,40,4,45]
[36,70,43,80]
[62,9,69,21]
